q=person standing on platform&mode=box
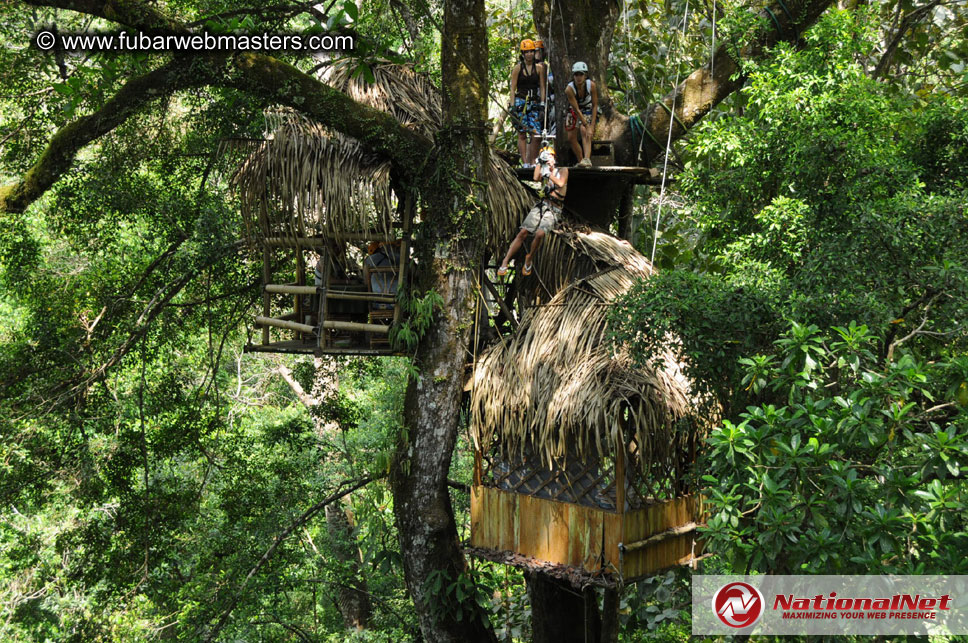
[565,61,598,167]
[508,39,546,167]
[535,40,555,136]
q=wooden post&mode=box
[323,320,389,333]
[615,427,626,514]
[261,243,271,345]
[255,316,315,334]
[316,248,330,350]
[264,233,396,246]
[265,284,319,295]
[294,245,305,340]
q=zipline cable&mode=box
[650,0,690,274]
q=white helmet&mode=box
[572,61,588,74]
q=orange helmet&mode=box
[535,40,545,49]
[520,39,536,52]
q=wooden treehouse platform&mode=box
[245,212,413,357]
[513,141,664,229]
[468,446,703,586]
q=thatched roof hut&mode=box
[232,62,531,251]
[471,230,700,503]
[469,231,705,581]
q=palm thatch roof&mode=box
[232,61,531,251]
[471,231,698,472]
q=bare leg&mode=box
[500,228,530,269]
[517,132,528,165]
[524,228,546,267]
[567,127,583,162]
[582,124,593,160]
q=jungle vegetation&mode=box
[1,0,966,640]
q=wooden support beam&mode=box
[619,522,697,553]
[261,228,271,345]
[263,232,396,247]
[316,247,330,350]
[328,291,395,303]
[255,315,315,334]
[264,284,395,303]
[322,320,389,334]
[266,284,318,295]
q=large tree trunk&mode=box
[533,0,621,157]
[388,0,497,641]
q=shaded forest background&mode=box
[1,0,967,640]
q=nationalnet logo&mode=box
[712,582,765,628]
[773,591,952,621]
[693,575,968,635]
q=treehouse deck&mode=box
[513,165,663,228]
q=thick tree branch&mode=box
[611,0,838,166]
[25,0,190,34]
[226,53,433,173]
[0,57,221,213]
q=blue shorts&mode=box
[512,97,541,134]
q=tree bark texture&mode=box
[389,0,496,641]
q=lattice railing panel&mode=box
[481,448,619,511]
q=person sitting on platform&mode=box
[365,241,401,309]
[497,146,568,277]
[565,61,598,167]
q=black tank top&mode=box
[516,63,539,99]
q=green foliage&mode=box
[619,569,691,636]
[609,270,780,412]
[702,322,968,574]
[611,8,968,591]
[616,10,968,406]
[390,287,445,352]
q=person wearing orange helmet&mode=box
[509,39,546,166]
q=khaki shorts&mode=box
[521,201,561,234]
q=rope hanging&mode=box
[650,0,691,274]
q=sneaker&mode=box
[577,158,593,167]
